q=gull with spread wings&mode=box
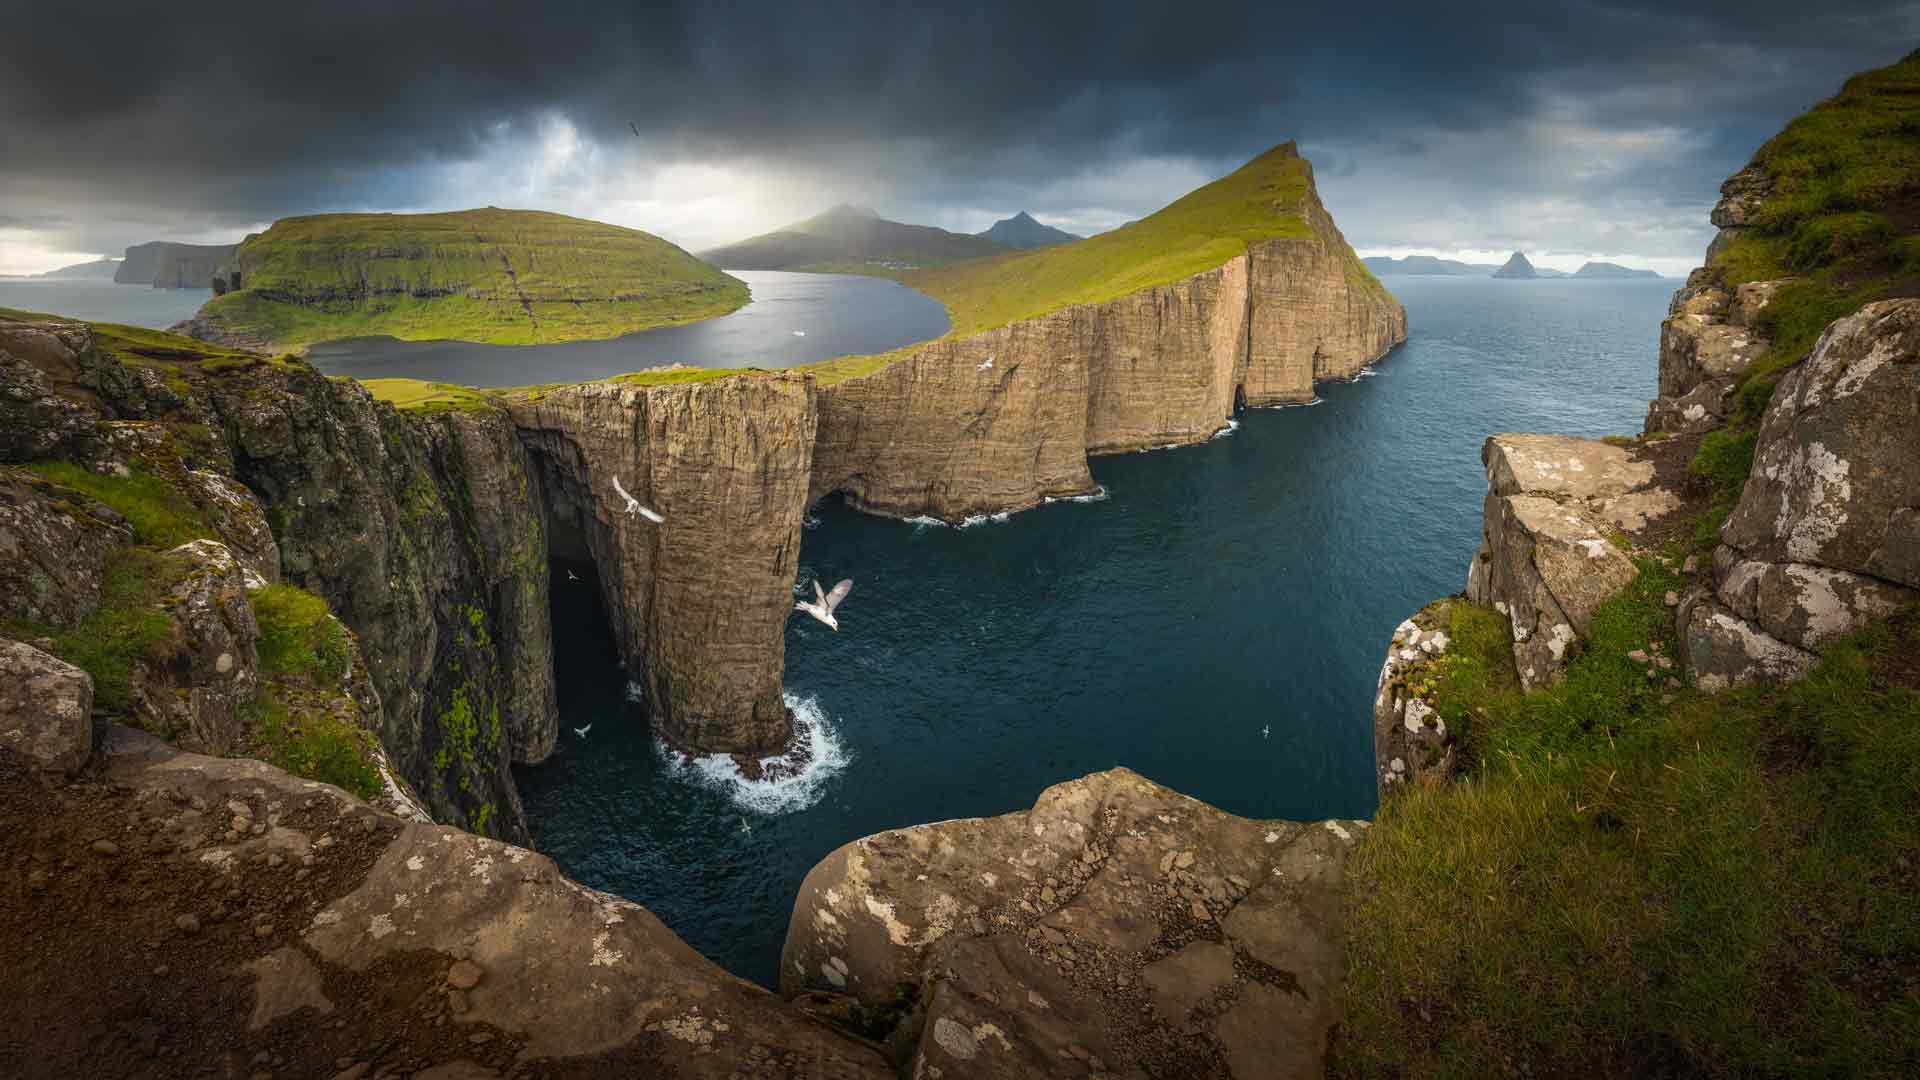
[794,578,853,631]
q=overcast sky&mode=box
[2,1,1915,276]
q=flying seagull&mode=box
[574,723,593,738]
[1261,724,1270,739]
[977,354,994,371]
[629,121,641,138]
[795,578,853,631]
[611,475,665,523]
[792,329,806,337]
[566,569,580,581]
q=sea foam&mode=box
[658,694,850,815]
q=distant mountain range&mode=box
[1,257,122,281]
[1366,251,1659,279]
[701,204,1011,272]
[976,211,1080,249]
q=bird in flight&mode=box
[612,475,665,523]
[795,578,853,631]
[1261,724,1271,739]
[629,121,641,138]
[977,355,994,371]
[566,569,580,581]
[574,723,593,739]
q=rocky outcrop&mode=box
[0,316,557,841]
[1466,434,1674,687]
[812,187,1405,521]
[1645,272,1787,434]
[133,539,263,753]
[1683,299,1920,687]
[782,767,1365,1076]
[512,376,816,755]
[1372,600,1456,793]
[114,240,237,289]
[0,467,133,626]
[0,639,95,774]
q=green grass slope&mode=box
[699,204,1011,273]
[1708,48,1920,417]
[903,142,1337,335]
[188,208,748,349]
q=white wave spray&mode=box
[657,694,850,814]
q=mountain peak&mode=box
[977,211,1080,250]
[1492,251,1538,279]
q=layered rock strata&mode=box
[511,377,817,755]
[1465,434,1673,688]
[781,767,1366,1077]
[812,186,1406,521]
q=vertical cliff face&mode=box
[114,241,238,288]
[512,375,816,755]
[809,183,1405,522]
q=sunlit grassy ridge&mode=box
[191,207,749,349]
[1709,49,1920,418]
[904,143,1327,335]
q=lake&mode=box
[303,270,950,384]
[514,274,1676,987]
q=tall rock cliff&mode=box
[512,376,816,755]
[114,240,238,288]
[0,315,557,841]
[811,166,1406,522]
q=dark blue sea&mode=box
[0,280,210,328]
[515,275,1675,987]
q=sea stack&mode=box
[1492,251,1539,279]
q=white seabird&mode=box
[1261,724,1270,739]
[794,578,853,631]
[574,723,593,738]
[792,330,806,337]
[566,569,580,581]
[611,475,665,523]
[977,354,994,371]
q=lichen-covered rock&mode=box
[1715,551,1914,651]
[1723,299,1920,587]
[1373,601,1456,794]
[0,322,98,462]
[1474,435,1662,688]
[134,539,261,752]
[0,638,95,774]
[98,732,891,1077]
[513,376,815,756]
[1678,592,1816,692]
[781,767,1365,1077]
[0,467,133,626]
[1643,275,1787,435]
[184,468,280,585]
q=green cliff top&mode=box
[189,207,749,350]
[903,142,1325,336]
[1710,49,1920,414]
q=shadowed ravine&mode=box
[515,275,1675,986]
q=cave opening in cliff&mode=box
[545,513,626,718]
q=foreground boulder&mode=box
[1466,434,1676,687]
[1372,600,1457,793]
[782,767,1366,1078]
[0,639,94,774]
[1686,299,1920,689]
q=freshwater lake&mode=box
[512,274,1676,987]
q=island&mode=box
[171,208,748,351]
[1491,250,1539,278]
[1572,259,1663,278]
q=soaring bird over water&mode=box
[795,578,853,631]
[611,475,665,523]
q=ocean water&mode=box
[304,270,949,384]
[0,279,210,328]
[516,275,1674,987]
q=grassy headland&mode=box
[186,207,748,350]
[1707,49,1920,418]
[904,142,1340,335]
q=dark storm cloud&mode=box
[2,0,1917,262]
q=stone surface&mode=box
[1715,551,1915,652]
[0,638,95,774]
[513,375,816,755]
[811,177,1405,521]
[782,767,1364,1077]
[184,468,280,586]
[1643,274,1787,436]
[243,946,334,1030]
[134,539,262,753]
[1678,593,1817,692]
[1724,299,1920,588]
[1471,434,1682,687]
[1373,601,1456,794]
[0,466,133,627]
[0,321,98,462]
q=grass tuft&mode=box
[250,584,353,684]
[21,461,208,549]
